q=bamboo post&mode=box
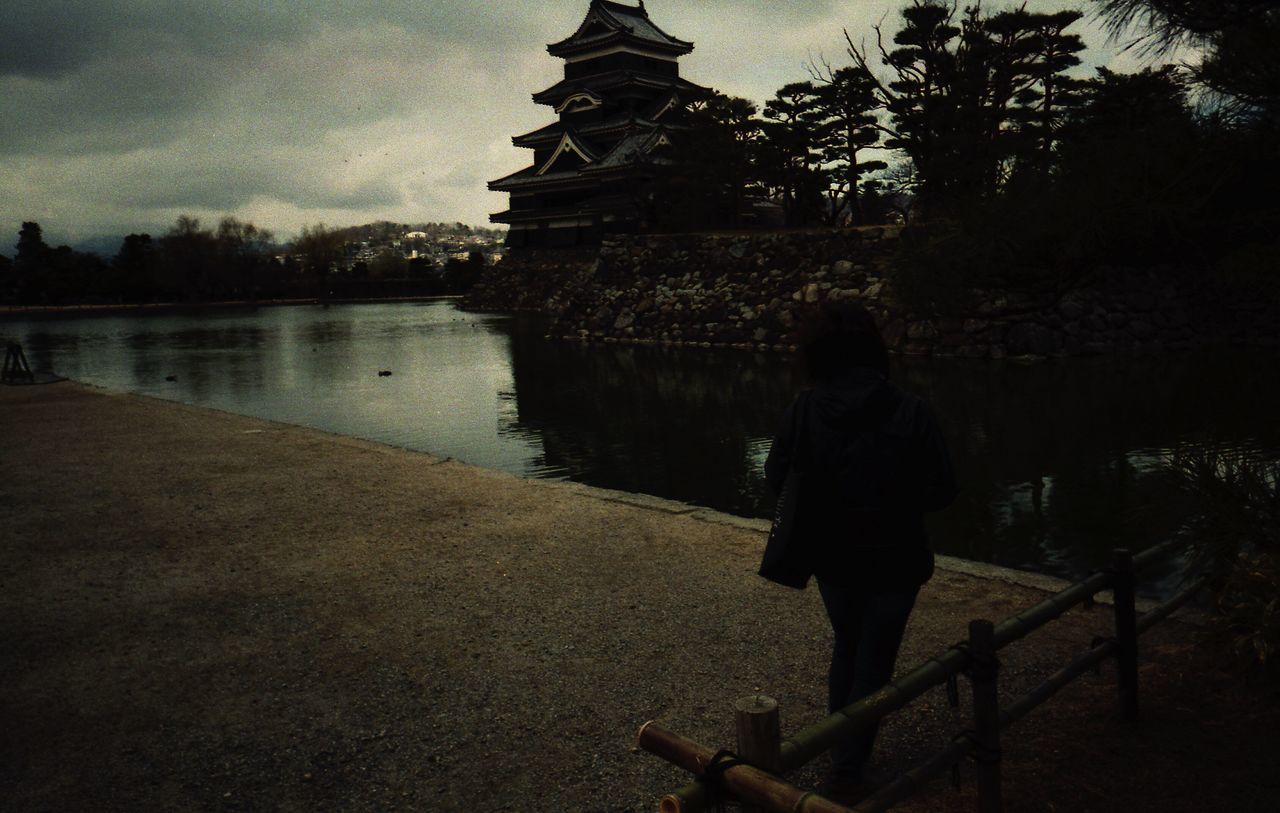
[968,619,1003,813]
[1111,548,1140,721]
[735,695,781,813]
[736,695,782,771]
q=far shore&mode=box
[0,295,463,320]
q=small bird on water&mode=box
[378,370,392,377]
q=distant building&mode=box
[489,0,707,248]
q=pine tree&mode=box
[846,1,1088,215]
[1097,0,1280,120]
[1009,10,1088,183]
[759,82,829,226]
[812,67,886,224]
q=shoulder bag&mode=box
[759,391,817,589]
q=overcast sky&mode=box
[0,0,1146,251]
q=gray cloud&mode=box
[0,0,1138,247]
[0,1,565,78]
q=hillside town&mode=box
[334,221,506,270]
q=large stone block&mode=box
[1058,298,1086,321]
[1006,321,1055,356]
[907,320,938,341]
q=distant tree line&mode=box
[0,218,489,307]
[650,0,1280,301]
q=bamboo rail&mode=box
[643,542,1198,813]
[637,722,853,813]
[850,574,1208,813]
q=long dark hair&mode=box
[798,302,890,381]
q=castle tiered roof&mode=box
[531,70,706,108]
[487,1,703,247]
[490,127,676,192]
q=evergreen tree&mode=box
[811,66,887,223]
[648,93,762,230]
[1008,10,1088,183]
[1096,0,1280,120]
[1035,65,1206,265]
[758,82,829,226]
[846,1,1087,215]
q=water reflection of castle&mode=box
[489,1,707,248]
[503,320,795,515]
[503,329,1280,583]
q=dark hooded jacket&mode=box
[764,367,957,590]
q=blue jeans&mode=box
[817,581,919,780]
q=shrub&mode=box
[1167,450,1280,676]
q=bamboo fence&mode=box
[638,543,1204,813]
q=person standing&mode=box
[764,303,957,801]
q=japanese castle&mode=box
[489,1,707,248]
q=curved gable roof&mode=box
[548,1,693,58]
[536,131,600,176]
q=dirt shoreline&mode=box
[0,382,1207,811]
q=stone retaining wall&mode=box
[465,230,1279,358]
[554,228,901,351]
[464,247,597,314]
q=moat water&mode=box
[7,300,1277,589]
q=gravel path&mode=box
[0,383,1185,811]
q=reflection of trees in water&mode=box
[912,352,1280,579]
[505,320,801,517]
[508,330,1279,581]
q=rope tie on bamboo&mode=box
[952,639,1000,679]
[696,749,747,812]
